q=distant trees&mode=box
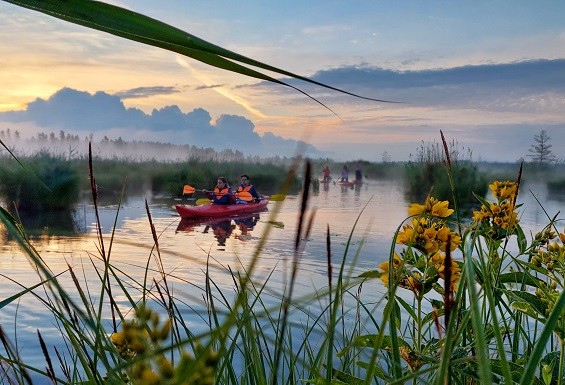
[528,130,556,164]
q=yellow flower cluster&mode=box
[531,226,565,272]
[528,226,565,335]
[472,181,519,236]
[408,197,454,218]
[110,305,218,385]
[379,196,461,295]
[397,217,461,254]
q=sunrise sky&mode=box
[1,0,564,161]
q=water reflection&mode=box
[4,208,87,236]
[176,213,262,247]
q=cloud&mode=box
[114,86,180,99]
[1,60,564,162]
[194,84,226,90]
[0,87,323,158]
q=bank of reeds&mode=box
[1,139,565,384]
[0,153,80,212]
[0,154,299,213]
[405,138,488,207]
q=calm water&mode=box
[0,178,563,374]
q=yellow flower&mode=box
[138,368,160,385]
[379,254,403,287]
[408,197,454,218]
[436,226,461,252]
[430,199,454,217]
[111,331,126,346]
[472,209,488,223]
[408,202,426,216]
[429,252,461,290]
[401,272,423,294]
[489,181,517,201]
[397,224,415,245]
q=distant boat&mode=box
[335,180,355,187]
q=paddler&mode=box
[203,177,236,205]
[235,174,261,203]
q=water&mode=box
[0,178,563,377]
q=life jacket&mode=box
[214,186,230,200]
[236,185,254,202]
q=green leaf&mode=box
[506,290,548,318]
[511,301,547,322]
[356,361,390,381]
[331,368,365,385]
[347,334,410,352]
[473,192,492,210]
[491,358,545,385]
[0,275,59,309]
[498,272,543,287]
[395,295,417,321]
[514,223,528,253]
[358,269,382,279]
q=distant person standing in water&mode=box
[340,164,349,182]
[323,165,331,182]
[355,162,363,182]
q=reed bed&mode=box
[0,138,565,385]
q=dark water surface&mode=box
[0,178,563,374]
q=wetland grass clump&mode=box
[404,139,488,206]
[0,153,80,213]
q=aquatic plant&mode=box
[0,153,80,213]
[404,138,488,206]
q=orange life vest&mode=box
[214,187,230,200]
[236,185,253,201]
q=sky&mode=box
[1,1,564,162]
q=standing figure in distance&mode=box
[340,164,349,182]
[322,165,332,182]
[355,161,363,182]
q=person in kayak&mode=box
[203,177,236,205]
[235,174,261,203]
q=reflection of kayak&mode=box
[175,199,269,219]
[176,213,260,232]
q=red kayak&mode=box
[175,199,269,219]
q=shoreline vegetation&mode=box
[1,134,565,217]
